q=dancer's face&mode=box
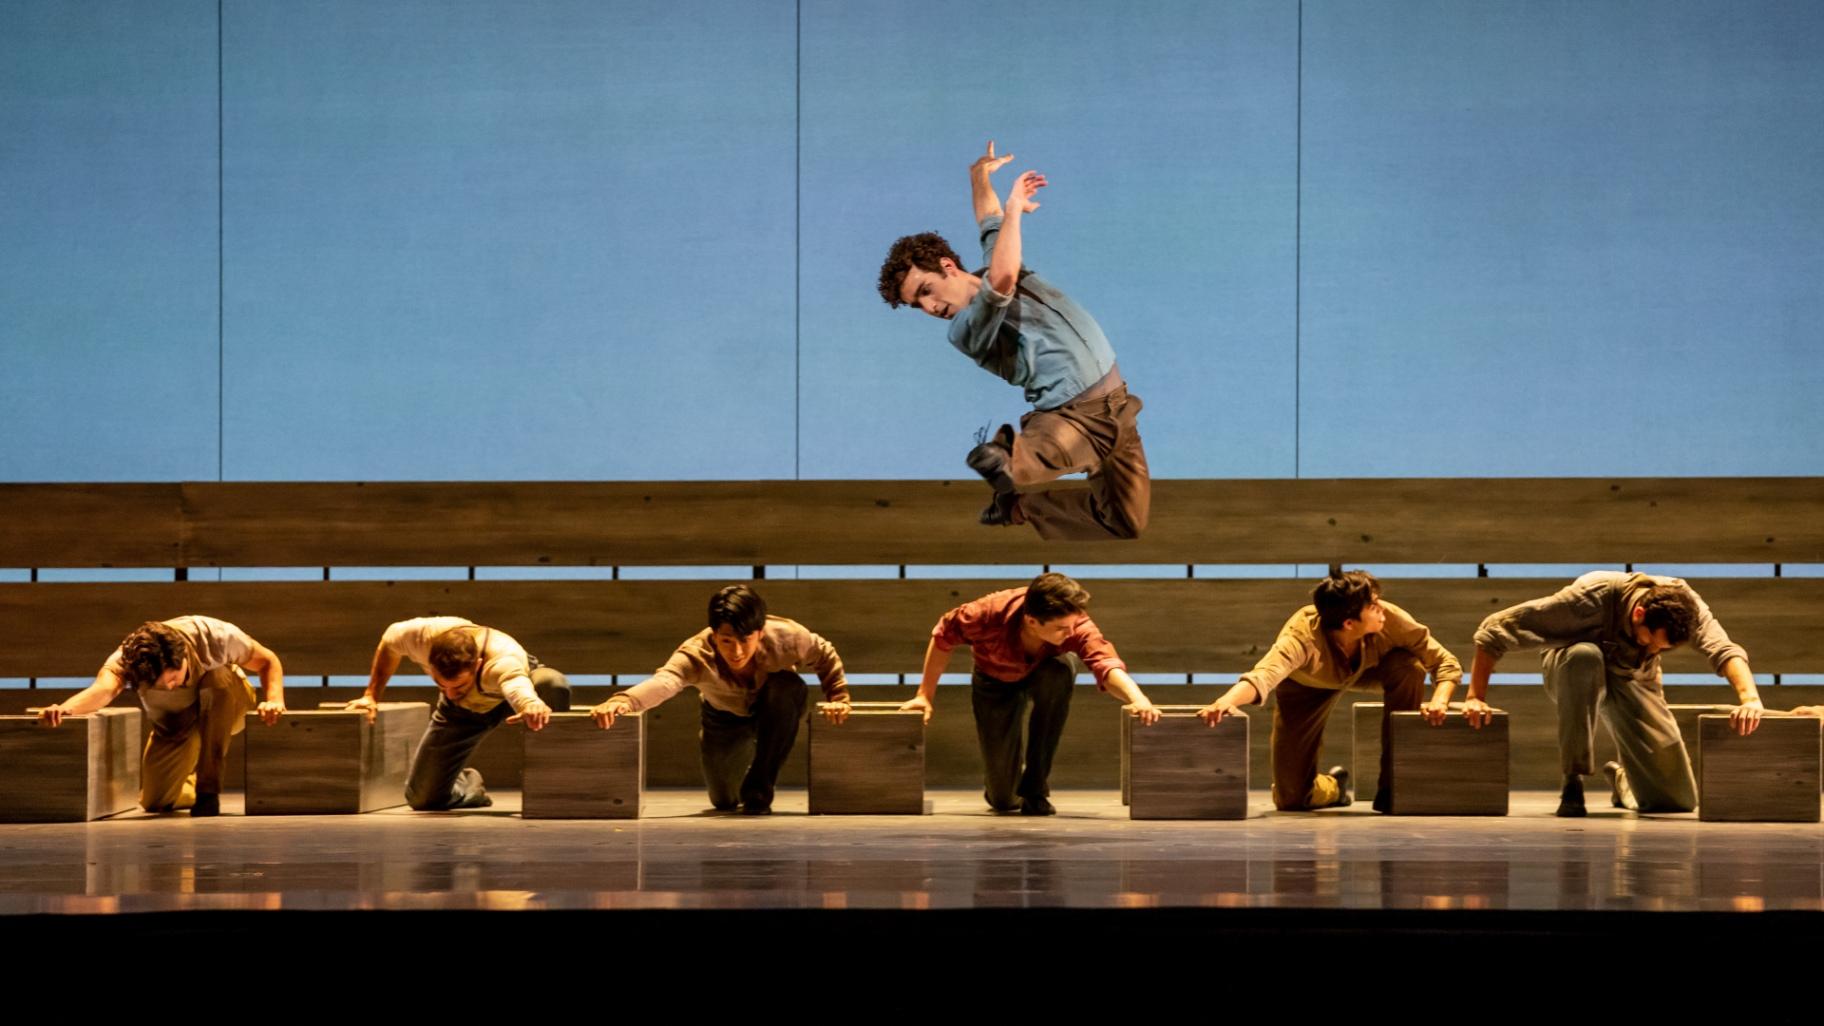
[153,661,188,690]
[1347,598,1387,636]
[711,624,765,671]
[1629,607,1677,655]
[431,662,480,700]
[1021,614,1077,647]
[898,258,979,320]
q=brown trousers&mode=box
[140,667,256,812]
[1010,386,1151,541]
[1270,650,1427,811]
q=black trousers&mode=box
[698,671,808,810]
[403,666,570,811]
[971,656,1075,810]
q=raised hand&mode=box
[971,139,1015,179]
[1007,170,1047,214]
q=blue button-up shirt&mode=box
[945,214,1118,410]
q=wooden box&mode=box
[808,702,926,815]
[1124,705,1248,820]
[1357,704,1509,816]
[1699,714,1821,823]
[522,711,645,819]
[0,708,141,822]
[1668,704,1714,782]
[243,702,428,815]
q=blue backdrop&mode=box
[3,0,1820,482]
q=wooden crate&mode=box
[521,711,645,819]
[0,707,140,822]
[1359,704,1509,815]
[243,702,428,815]
[1699,714,1821,823]
[808,702,926,815]
[1125,705,1248,820]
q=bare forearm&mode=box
[1467,648,1497,701]
[1723,657,1760,703]
[971,170,1004,222]
[364,643,401,701]
[1103,669,1150,708]
[258,657,285,704]
[918,640,952,700]
[1217,681,1259,708]
[986,207,1023,295]
[58,677,122,716]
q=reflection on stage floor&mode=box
[1,790,1819,916]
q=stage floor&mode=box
[3,789,1821,916]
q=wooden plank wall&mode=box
[1,478,1820,567]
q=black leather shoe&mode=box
[1556,775,1587,818]
[979,492,1019,527]
[190,793,220,818]
[965,444,1015,494]
[1327,766,1354,808]
[1019,796,1056,816]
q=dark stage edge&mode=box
[3,789,1821,1002]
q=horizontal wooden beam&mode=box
[3,576,1819,677]
[1,478,1820,567]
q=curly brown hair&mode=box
[118,621,187,689]
[877,232,964,308]
[1639,584,1699,645]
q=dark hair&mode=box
[708,584,768,636]
[1022,572,1091,623]
[877,232,964,308]
[1639,584,1698,646]
[428,629,481,680]
[117,621,186,690]
[1313,565,1380,631]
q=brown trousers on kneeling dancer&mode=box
[1271,649,1427,811]
[140,667,257,811]
[1009,386,1150,541]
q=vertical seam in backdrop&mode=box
[216,0,225,483]
[793,0,802,480]
[1294,0,1303,480]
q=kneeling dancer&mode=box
[1198,569,1461,812]
[591,585,851,814]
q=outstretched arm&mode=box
[986,170,1046,296]
[970,140,1014,222]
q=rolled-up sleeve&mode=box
[1237,620,1316,703]
[1383,604,1461,689]
[497,670,539,714]
[1678,581,1750,675]
[1474,576,1608,658]
[931,600,987,652]
[1065,618,1125,690]
[794,628,849,702]
[380,618,431,664]
[619,649,696,712]
[946,276,1013,364]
